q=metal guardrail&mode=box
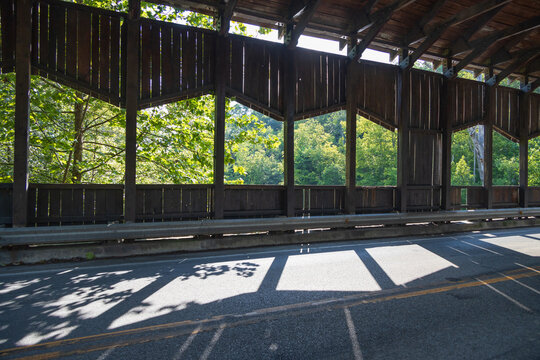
[1,208,539,247]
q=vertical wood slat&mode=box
[0,0,15,72]
[55,5,66,74]
[230,37,243,92]
[172,28,181,92]
[99,15,110,92]
[38,1,49,75]
[110,16,120,100]
[141,22,151,100]
[151,24,161,97]
[183,29,196,90]
[161,25,172,94]
[203,32,215,87]
[66,8,77,78]
[91,13,100,87]
[31,2,39,67]
[47,4,58,71]
[77,10,91,83]
[196,31,203,88]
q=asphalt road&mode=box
[1,227,540,360]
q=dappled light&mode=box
[276,250,381,292]
[366,244,458,286]
[108,258,274,329]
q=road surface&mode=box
[1,227,540,359]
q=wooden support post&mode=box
[397,50,410,213]
[484,70,494,209]
[13,0,32,227]
[284,48,296,217]
[441,65,452,210]
[519,81,529,208]
[124,0,140,223]
[345,61,358,214]
[214,35,226,219]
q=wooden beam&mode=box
[347,0,416,40]
[345,60,358,214]
[487,50,539,86]
[350,0,416,61]
[519,86,529,207]
[124,0,141,223]
[484,78,494,209]
[441,59,453,210]
[218,0,238,35]
[445,17,540,79]
[524,78,540,93]
[402,0,449,46]
[214,36,227,219]
[13,0,32,227]
[400,0,509,70]
[397,50,410,212]
[285,0,322,49]
[451,16,540,58]
[283,49,296,217]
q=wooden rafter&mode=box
[445,16,540,78]
[218,0,238,35]
[402,0,449,46]
[448,7,503,57]
[400,0,509,70]
[487,50,539,86]
[285,0,322,49]
[526,57,540,74]
[486,44,539,67]
[348,0,417,61]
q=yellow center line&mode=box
[3,265,540,360]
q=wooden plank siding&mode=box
[0,0,16,73]
[449,78,486,131]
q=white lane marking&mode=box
[447,246,470,256]
[515,263,540,275]
[199,323,226,360]
[498,273,540,295]
[344,308,363,360]
[96,346,115,360]
[173,325,201,360]
[476,278,533,313]
[462,241,503,256]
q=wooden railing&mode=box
[1,184,538,226]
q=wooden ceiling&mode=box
[148,0,540,83]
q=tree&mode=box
[452,156,474,186]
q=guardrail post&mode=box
[284,48,296,217]
[13,0,32,227]
[519,81,529,208]
[124,0,140,223]
[345,60,358,214]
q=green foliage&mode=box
[529,137,540,186]
[452,156,474,186]
[356,118,397,186]
[294,118,344,185]
[492,131,519,185]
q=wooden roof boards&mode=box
[149,0,540,79]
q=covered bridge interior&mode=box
[1,0,540,232]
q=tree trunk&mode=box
[72,98,84,183]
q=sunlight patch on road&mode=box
[366,244,458,286]
[276,250,381,292]
[16,321,79,346]
[477,236,540,257]
[108,258,274,329]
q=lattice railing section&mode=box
[226,35,284,119]
[31,0,126,106]
[139,21,216,108]
[355,62,397,130]
[449,78,485,131]
[0,0,15,74]
[529,93,540,138]
[493,86,520,141]
[295,48,347,120]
